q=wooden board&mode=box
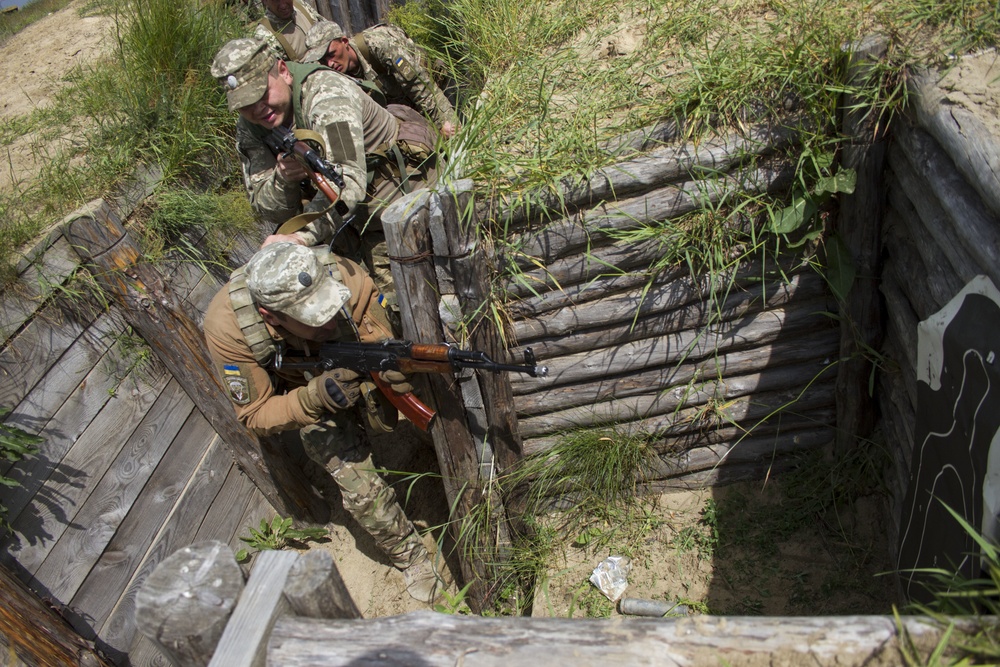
[29,379,194,601]
[101,437,236,659]
[67,410,219,630]
[1,363,169,542]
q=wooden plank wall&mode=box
[494,121,842,489]
[0,198,275,666]
[877,51,1000,568]
[309,0,396,34]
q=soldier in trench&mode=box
[203,241,446,603]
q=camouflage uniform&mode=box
[202,244,436,593]
[211,37,437,300]
[302,21,458,130]
[254,0,321,61]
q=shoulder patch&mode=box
[221,363,253,405]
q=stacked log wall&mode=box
[878,53,1000,568]
[494,124,842,489]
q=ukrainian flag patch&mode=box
[220,363,251,405]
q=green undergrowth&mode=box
[0,0,253,285]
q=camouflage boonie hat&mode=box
[246,243,351,327]
[302,21,346,63]
[211,37,275,111]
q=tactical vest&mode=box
[257,0,316,61]
[227,251,347,367]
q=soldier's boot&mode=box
[391,533,446,604]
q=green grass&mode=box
[0,0,250,284]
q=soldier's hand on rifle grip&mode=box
[275,152,309,182]
[379,369,414,395]
[307,369,361,413]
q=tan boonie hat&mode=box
[210,37,275,111]
[301,21,346,63]
[246,243,351,327]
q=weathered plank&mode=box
[0,362,168,542]
[68,410,218,631]
[29,380,194,601]
[64,198,327,522]
[0,234,84,341]
[267,611,960,666]
[879,269,919,381]
[0,316,123,481]
[101,436,235,658]
[208,549,298,667]
[0,296,105,412]
[135,540,245,667]
[194,462,260,550]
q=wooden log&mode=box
[283,550,361,620]
[0,561,113,667]
[648,406,836,455]
[267,610,963,666]
[893,121,1000,288]
[881,231,939,322]
[882,203,962,315]
[515,325,837,417]
[512,302,835,396]
[495,124,798,231]
[512,270,828,357]
[135,540,244,667]
[648,427,835,481]
[643,456,803,491]
[834,35,888,454]
[517,359,836,438]
[879,268,919,380]
[886,149,981,287]
[523,380,836,455]
[62,199,327,523]
[208,549,298,667]
[503,236,679,301]
[381,189,486,612]
[436,180,524,472]
[911,66,1000,220]
[509,160,795,268]
[511,257,761,342]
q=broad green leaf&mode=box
[771,195,818,234]
[814,169,857,196]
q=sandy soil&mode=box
[0,1,112,191]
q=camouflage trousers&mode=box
[299,414,424,569]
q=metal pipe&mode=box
[618,597,689,617]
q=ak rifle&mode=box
[277,340,548,431]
